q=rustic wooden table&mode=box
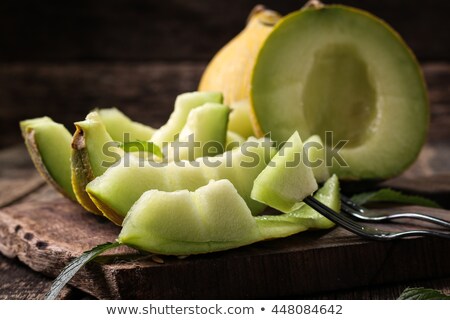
[0,62,449,299]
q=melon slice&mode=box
[20,109,156,203]
[71,112,124,214]
[118,176,340,255]
[251,5,428,179]
[118,180,262,255]
[20,117,76,200]
[96,107,156,142]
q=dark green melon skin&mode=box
[251,5,429,180]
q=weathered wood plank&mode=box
[0,197,134,299]
[0,253,75,300]
[0,145,44,207]
[3,237,450,300]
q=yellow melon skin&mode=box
[198,6,281,137]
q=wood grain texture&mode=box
[0,62,204,148]
[0,145,44,207]
[0,196,129,299]
[0,253,76,300]
[0,0,448,62]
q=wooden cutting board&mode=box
[1,145,450,299]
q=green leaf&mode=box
[117,140,163,158]
[44,241,122,300]
[351,189,441,208]
[398,287,450,300]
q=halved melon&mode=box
[304,135,330,183]
[251,5,428,179]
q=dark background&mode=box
[1,0,449,148]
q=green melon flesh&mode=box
[251,131,318,213]
[86,137,276,224]
[96,108,156,142]
[166,102,230,160]
[20,117,76,200]
[251,5,428,179]
[150,91,223,147]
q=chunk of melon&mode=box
[251,131,318,213]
